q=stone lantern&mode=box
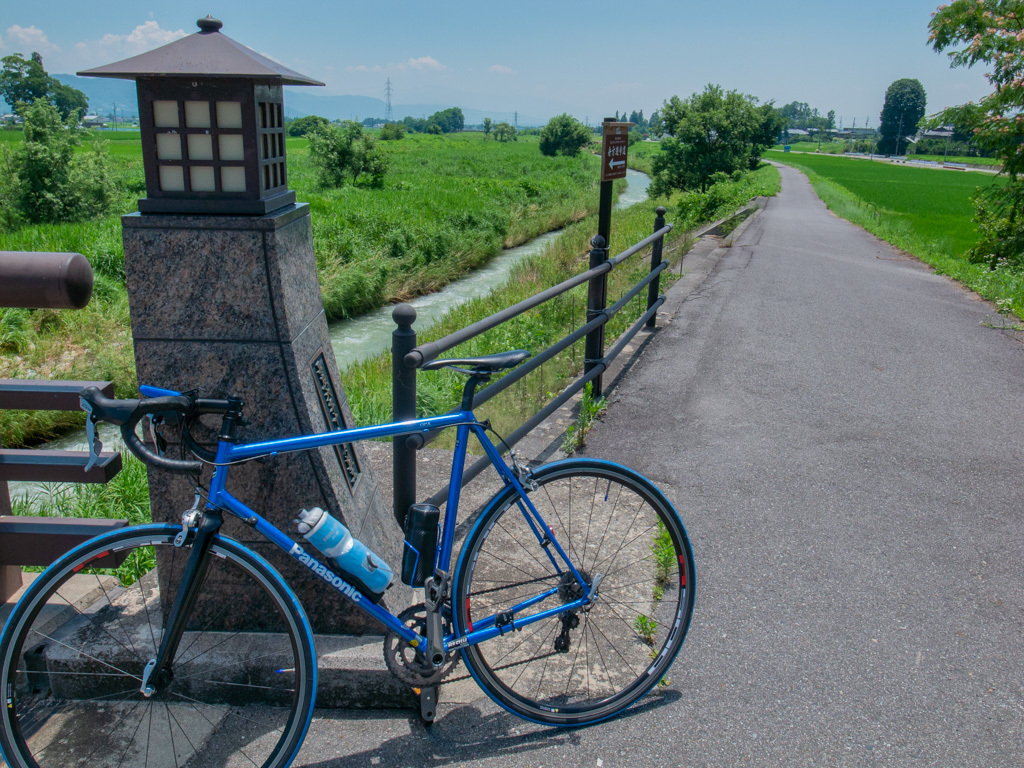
[80,15,319,214]
[79,18,403,633]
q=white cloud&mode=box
[402,56,444,72]
[489,64,513,75]
[2,25,60,58]
[346,56,445,74]
[74,21,187,68]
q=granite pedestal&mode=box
[122,204,409,633]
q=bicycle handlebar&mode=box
[79,387,233,476]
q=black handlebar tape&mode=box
[120,396,204,475]
[80,387,204,475]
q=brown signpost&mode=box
[601,121,632,182]
[585,120,635,397]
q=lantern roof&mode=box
[77,16,324,87]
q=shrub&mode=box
[379,122,404,141]
[308,121,389,188]
[8,99,113,224]
[539,114,591,157]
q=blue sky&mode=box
[0,0,991,126]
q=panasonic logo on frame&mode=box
[289,542,362,603]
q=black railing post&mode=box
[646,206,667,329]
[584,234,608,398]
[392,303,417,528]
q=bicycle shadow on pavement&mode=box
[301,690,682,767]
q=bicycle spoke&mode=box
[456,465,693,724]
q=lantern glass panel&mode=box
[187,134,214,161]
[184,101,211,128]
[190,166,216,191]
[159,165,185,191]
[153,101,179,128]
[155,133,182,160]
[221,166,247,192]
[216,101,243,129]
[218,134,245,161]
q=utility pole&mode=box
[514,111,518,129]
[384,78,393,123]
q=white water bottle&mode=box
[293,507,394,598]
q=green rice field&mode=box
[767,149,1024,318]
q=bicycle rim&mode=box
[455,460,695,726]
[0,525,315,768]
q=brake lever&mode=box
[79,397,103,472]
[147,415,168,457]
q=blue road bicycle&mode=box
[0,350,695,768]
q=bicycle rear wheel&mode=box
[454,459,695,726]
[0,525,315,768]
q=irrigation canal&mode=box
[10,169,651,506]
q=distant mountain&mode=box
[37,75,546,127]
[52,74,138,118]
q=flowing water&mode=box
[328,168,650,370]
[8,170,651,506]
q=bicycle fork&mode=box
[139,509,224,697]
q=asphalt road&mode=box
[294,164,1024,767]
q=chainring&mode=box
[383,603,459,687]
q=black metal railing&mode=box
[391,207,670,523]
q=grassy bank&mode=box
[767,150,1024,316]
[0,131,609,447]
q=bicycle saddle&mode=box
[421,349,531,373]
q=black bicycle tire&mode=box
[0,524,316,768]
[453,458,695,726]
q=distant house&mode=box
[82,115,106,128]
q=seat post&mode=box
[461,372,490,412]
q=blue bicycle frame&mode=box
[201,409,593,653]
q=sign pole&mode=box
[584,119,633,398]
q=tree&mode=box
[428,107,464,133]
[6,100,111,223]
[493,122,517,142]
[877,79,926,155]
[287,114,331,137]
[538,113,591,157]
[929,0,1024,267]
[50,82,88,121]
[0,53,87,120]
[651,84,778,194]
[483,117,492,136]
[379,122,404,140]
[308,121,388,188]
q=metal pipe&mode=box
[646,208,667,328]
[0,251,93,309]
[609,223,673,267]
[405,260,613,369]
[391,304,417,527]
[584,235,608,398]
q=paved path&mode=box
[293,164,1024,766]
[580,163,1024,766]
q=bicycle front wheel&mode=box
[0,525,316,768]
[454,459,695,726]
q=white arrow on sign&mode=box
[608,159,626,170]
